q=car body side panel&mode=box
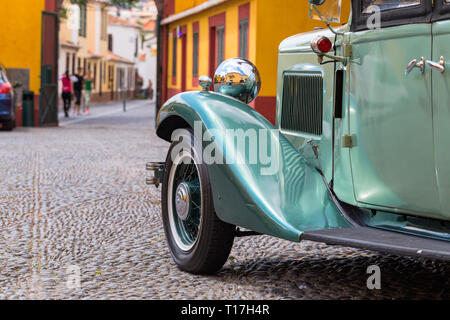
[431,20,450,219]
[331,32,358,207]
[0,94,13,119]
[157,91,352,241]
[348,24,443,219]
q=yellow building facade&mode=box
[0,0,59,126]
[0,0,46,95]
[160,0,350,124]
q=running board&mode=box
[301,227,450,261]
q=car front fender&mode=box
[157,91,353,242]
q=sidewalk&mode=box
[58,99,155,126]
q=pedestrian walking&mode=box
[60,71,73,118]
[73,68,84,116]
[84,72,93,115]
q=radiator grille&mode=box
[280,73,323,135]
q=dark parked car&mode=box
[0,64,15,131]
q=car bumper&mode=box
[0,94,13,120]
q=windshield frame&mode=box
[309,1,343,23]
[351,0,432,31]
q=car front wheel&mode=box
[161,128,235,274]
[2,120,13,131]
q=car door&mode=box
[430,0,450,220]
[348,1,440,216]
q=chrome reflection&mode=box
[213,58,261,104]
[199,75,212,91]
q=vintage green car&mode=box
[148,0,450,274]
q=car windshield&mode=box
[362,0,421,13]
[309,0,342,23]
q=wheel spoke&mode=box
[191,200,201,211]
[170,155,202,250]
[186,164,196,182]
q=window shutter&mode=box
[193,32,199,78]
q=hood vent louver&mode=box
[280,73,323,136]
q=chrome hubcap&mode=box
[175,183,191,221]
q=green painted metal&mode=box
[276,29,356,207]
[276,30,337,184]
[347,24,449,220]
[22,91,35,127]
[155,6,450,245]
[431,20,450,220]
[362,210,450,242]
[331,32,357,207]
[157,91,352,242]
[280,72,323,135]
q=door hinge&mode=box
[343,44,352,58]
[342,134,353,148]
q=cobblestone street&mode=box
[0,100,448,300]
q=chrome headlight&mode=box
[213,58,261,104]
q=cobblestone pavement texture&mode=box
[0,100,448,300]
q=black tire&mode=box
[161,128,235,274]
[2,120,13,131]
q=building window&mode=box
[93,62,97,89]
[216,24,225,66]
[108,34,113,51]
[209,12,226,77]
[192,31,199,79]
[117,68,123,91]
[108,65,114,89]
[79,4,87,37]
[239,18,249,59]
[103,61,106,84]
[72,54,76,74]
[100,61,103,84]
[135,36,139,58]
[172,30,177,83]
[129,68,134,90]
[108,65,110,89]
[238,3,250,59]
[99,61,103,96]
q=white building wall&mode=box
[138,39,157,101]
[108,22,157,99]
[108,24,140,62]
